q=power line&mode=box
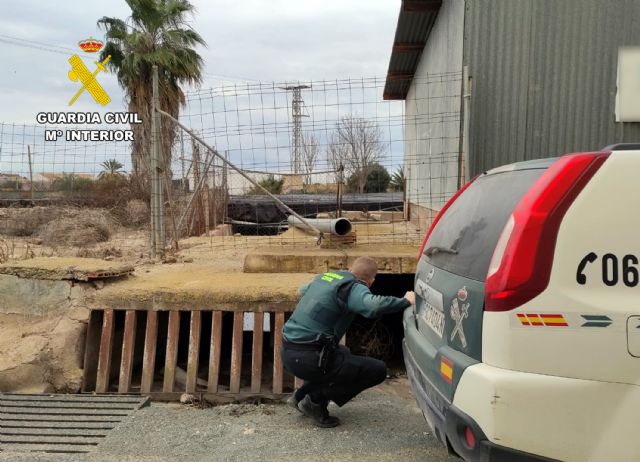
[0,38,73,56]
[202,72,261,83]
[0,33,78,53]
[0,35,95,61]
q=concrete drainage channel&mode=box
[0,393,149,454]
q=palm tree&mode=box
[99,159,125,178]
[390,166,405,192]
[97,0,206,194]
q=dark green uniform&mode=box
[281,270,412,409]
[283,270,411,343]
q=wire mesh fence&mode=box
[0,72,462,262]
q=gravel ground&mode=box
[0,379,457,462]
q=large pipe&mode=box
[287,216,353,236]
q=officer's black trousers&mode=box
[281,344,387,407]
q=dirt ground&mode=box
[0,220,422,265]
[70,223,421,310]
[0,379,456,462]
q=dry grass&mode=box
[0,239,10,263]
[0,207,62,237]
[123,199,149,228]
[75,246,123,259]
[39,209,115,247]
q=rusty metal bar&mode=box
[207,311,222,393]
[118,311,137,393]
[251,312,264,393]
[230,312,244,393]
[163,311,180,393]
[82,311,102,392]
[140,311,158,394]
[95,310,115,393]
[186,311,201,393]
[273,312,284,394]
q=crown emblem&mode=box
[78,37,104,53]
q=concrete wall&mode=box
[405,0,465,219]
[0,275,71,315]
[0,275,92,393]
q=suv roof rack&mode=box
[601,143,640,151]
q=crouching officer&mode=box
[281,256,415,427]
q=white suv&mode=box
[403,145,640,461]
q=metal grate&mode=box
[82,309,304,401]
[0,393,148,454]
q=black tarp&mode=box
[228,192,403,235]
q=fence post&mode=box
[149,68,158,258]
[27,145,34,201]
[336,164,344,218]
[151,65,166,257]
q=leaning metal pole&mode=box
[154,108,324,240]
[175,146,216,235]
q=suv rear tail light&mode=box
[485,152,610,311]
[417,177,477,260]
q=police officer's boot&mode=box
[297,395,340,428]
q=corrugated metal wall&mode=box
[465,0,640,175]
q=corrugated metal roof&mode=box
[383,0,442,100]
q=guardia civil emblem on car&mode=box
[450,288,470,349]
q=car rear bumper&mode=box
[453,362,640,462]
[403,339,557,462]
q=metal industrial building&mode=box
[385,0,640,225]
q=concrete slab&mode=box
[243,246,418,274]
[88,263,311,312]
[0,257,134,281]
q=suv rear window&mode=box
[424,168,546,281]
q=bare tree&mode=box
[326,115,385,193]
[300,132,320,186]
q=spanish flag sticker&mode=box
[539,314,569,326]
[440,356,453,384]
[516,313,569,327]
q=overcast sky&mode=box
[0,0,400,123]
